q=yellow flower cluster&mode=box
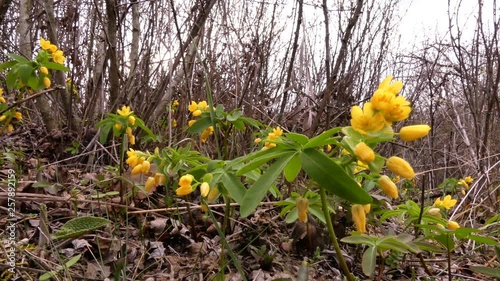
[263,126,283,149]
[126,148,150,175]
[458,176,474,193]
[40,38,66,64]
[144,173,166,192]
[116,105,136,144]
[187,100,215,142]
[0,89,23,133]
[188,100,209,117]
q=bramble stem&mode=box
[319,186,354,281]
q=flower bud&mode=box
[427,207,441,217]
[154,173,166,185]
[386,156,415,180]
[354,142,375,163]
[377,175,398,199]
[40,66,49,75]
[43,77,51,88]
[141,161,151,174]
[447,220,460,230]
[399,125,431,141]
[351,204,366,233]
[145,177,155,192]
[200,182,210,197]
[296,197,309,223]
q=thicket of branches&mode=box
[1,0,499,203]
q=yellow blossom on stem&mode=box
[0,88,5,103]
[399,125,431,141]
[386,156,415,180]
[447,220,460,230]
[40,66,49,75]
[464,176,474,184]
[200,126,214,142]
[296,197,309,223]
[192,109,202,117]
[197,100,209,111]
[363,204,371,214]
[188,101,198,112]
[14,112,22,121]
[176,174,194,196]
[188,120,196,127]
[377,175,399,199]
[433,195,457,210]
[145,177,155,192]
[43,77,51,88]
[52,50,66,64]
[427,207,442,217]
[350,102,386,135]
[381,96,412,124]
[7,124,13,132]
[326,144,332,152]
[126,148,143,167]
[128,115,136,125]
[200,182,210,197]
[48,44,58,53]
[457,179,469,190]
[354,142,375,163]
[254,137,262,144]
[351,204,366,233]
[173,100,179,107]
[273,126,283,137]
[141,160,151,174]
[128,135,136,145]
[131,164,143,175]
[117,105,133,117]
[40,38,51,50]
[0,115,6,122]
[154,173,166,185]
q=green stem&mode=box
[223,194,231,234]
[319,186,354,281]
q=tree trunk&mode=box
[105,0,120,111]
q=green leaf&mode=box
[236,149,295,176]
[304,127,342,149]
[187,117,212,134]
[377,237,412,253]
[283,153,301,182]
[39,254,82,281]
[285,208,298,224]
[367,155,385,174]
[44,61,69,72]
[362,246,377,278]
[0,60,17,70]
[220,172,246,204]
[470,266,500,278]
[341,235,376,246]
[52,216,111,240]
[240,152,295,217]
[300,148,372,204]
[468,235,500,246]
[7,53,29,63]
[226,110,242,121]
[308,205,326,224]
[6,68,19,89]
[286,133,309,145]
[18,63,34,83]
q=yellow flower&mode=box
[173,100,179,107]
[131,164,143,175]
[40,66,49,75]
[427,207,441,217]
[433,195,457,210]
[128,135,136,145]
[350,102,386,135]
[115,123,122,130]
[188,120,196,127]
[207,187,219,202]
[0,89,5,103]
[273,126,283,137]
[296,197,309,223]
[363,204,371,214]
[461,189,466,195]
[0,115,6,122]
[43,77,51,88]
[200,126,214,142]
[464,176,474,184]
[386,156,415,180]
[457,179,469,190]
[254,137,262,144]
[381,96,412,124]
[126,127,133,137]
[192,109,202,117]
[126,149,143,167]
[377,175,399,199]
[40,38,51,50]
[7,124,13,132]
[399,125,431,141]
[117,105,133,117]
[141,161,151,174]
[188,101,198,112]
[179,174,194,187]
[52,50,66,64]
[14,112,22,121]
[354,142,375,163]
[375,75,404,96]
[326,144,332,152]
[176,184,193,196]
[351,204,366,233]
[200,182,210,197]
[145,177,155,192]
[128,115,136,125]
[154,173,166,185]
[197,100,209,111]
[172,119,177,128]
[447,220,460,230]
[48,44,58,53]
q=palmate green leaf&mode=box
[300,148,372,204]
[52,216,111,240]
[362,246,377,278]
[240,152,295,217]
[187,116,212,134]
[283,152,301,182]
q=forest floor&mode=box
[0,126,499,281]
